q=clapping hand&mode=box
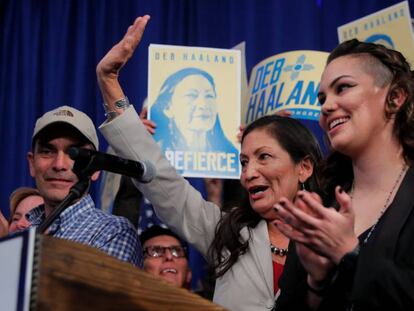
[273,187,359,265]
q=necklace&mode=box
[351,163,408,244]
[270,244,289,256]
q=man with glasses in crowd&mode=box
[140,225,191,288]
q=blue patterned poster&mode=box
[148,44,241,179]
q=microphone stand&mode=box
[38,153,98,234]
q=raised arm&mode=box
[97,16,221,257]
[96,15,150,115]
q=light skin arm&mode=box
[96,15,150,116]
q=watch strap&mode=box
[339,243,360,273]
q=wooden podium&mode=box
[31,235,226,311]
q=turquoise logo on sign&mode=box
[283,55,315,81]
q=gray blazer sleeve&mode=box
[99,107,221,257]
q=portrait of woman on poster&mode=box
[150,67,238,155]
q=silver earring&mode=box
[300,183,306,191]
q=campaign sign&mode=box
[148,44,241,179]
[338,1,414,66]
[244,50,328,124]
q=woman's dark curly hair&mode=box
[319,39,414,203]
[209,115,322,278]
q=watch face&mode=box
[115,97,130,109]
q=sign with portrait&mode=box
[338,1,414,66]
[148,44,241,179]
[243,50,328,124]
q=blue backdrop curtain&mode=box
[1,0,412,289]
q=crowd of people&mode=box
[2,14,414,311]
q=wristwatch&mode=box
[114,97,131,110]
[104,97,131,120]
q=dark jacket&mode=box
[275,167,414,311]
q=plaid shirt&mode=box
[27,194,142,267]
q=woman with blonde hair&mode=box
[9,187,43,233]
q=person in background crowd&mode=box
[9,187,44,233]
[141,225,192,288]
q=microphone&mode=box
[67,147,156,183]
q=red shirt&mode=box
[273,261,284,294]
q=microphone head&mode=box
[140,160,156,183]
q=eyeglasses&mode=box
[144,245,187,258]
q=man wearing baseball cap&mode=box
[26,105,142,267]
